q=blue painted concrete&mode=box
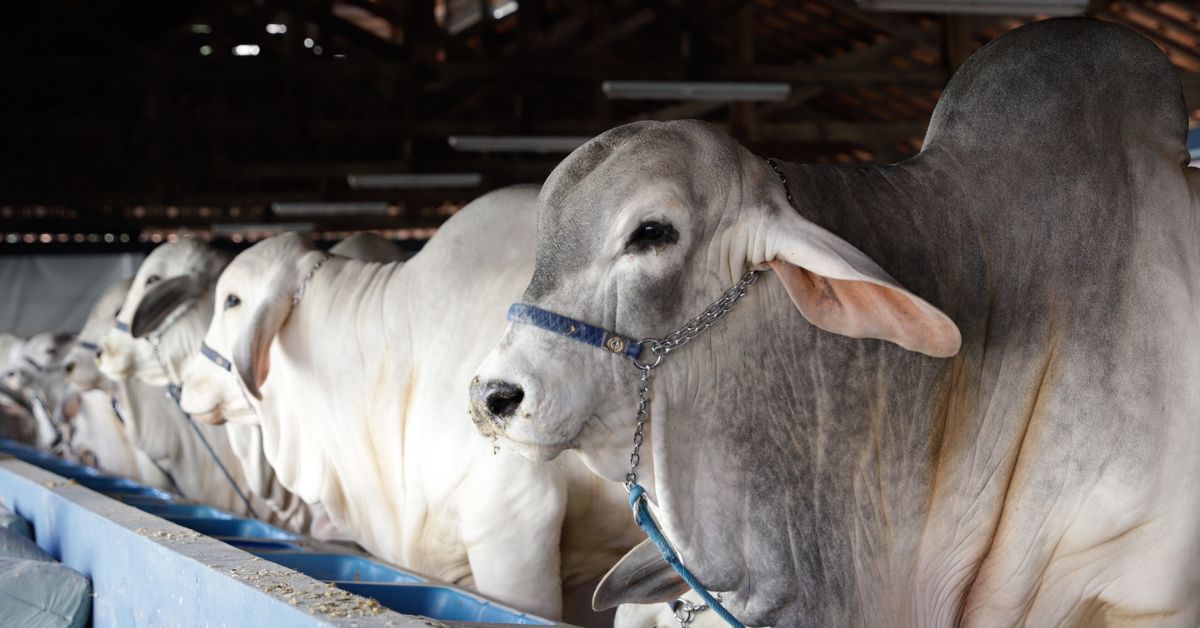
[0,456,428,627]
[0,440,562,627]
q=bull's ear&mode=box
[131,275,206,338]
[593,539,690,611]
[754,202,961,358]
[232,290,291,400]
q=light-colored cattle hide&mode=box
[64,279,170,486]
[7,332,77,453]
[329,233,407,263]
[95,239,308,527]
[0,334,36,443]
[470,19,1200,627]
[180,186,641,621]
[0,334,23,368]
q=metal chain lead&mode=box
[293,253,331,307]
[624,366,653,489]
[644,270,760,359]
[766,157,794,205]
[623,156,786,494]
[624,269,760,489]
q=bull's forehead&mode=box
[527,120,743,299]
[140,239,217,277]
[219,232,312,293]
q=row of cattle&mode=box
[0,190,697,627]
[6,18,1200,626]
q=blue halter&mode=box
[201,342,232,372]
[506,304,645,360]
[505,302,747,628]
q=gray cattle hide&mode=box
[471,19,1200,627]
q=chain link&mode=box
[624,366,653,489]
[766,157,794,205]
[672,598,712,627]
[643,270,760,359]
[624,269,760,489]
[293,253,331,307]
[623,156,785,494]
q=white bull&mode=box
[7,332,78,453]
[0,334,36,443]
[180,187,641,621]
[94,240,283,521]
[63,278,171,486]
[97,238,333,535]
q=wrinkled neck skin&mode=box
[224,420,316,533]
[75,389,141,478]
[255,258,417,562]
[256,249,622,612]
[114,378,185,472]
[114,376,260,516]
[646,159,975,626]
[650,145,1200,626]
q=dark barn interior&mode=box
[5,0,1200,253]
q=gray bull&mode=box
[470,19,1200,627]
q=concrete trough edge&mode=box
[0,456,456,628]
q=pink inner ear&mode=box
[767,259,961,358]
[64,395,81,419]
[254,343,271,391]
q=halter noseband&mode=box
[505,304,645,360]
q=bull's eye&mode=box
[625,221,678,252]
[224,294,241,310]
[145,274,161,286]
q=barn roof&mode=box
[2,0,1197,249]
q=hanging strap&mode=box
[164,384,259,519]
[629,483,745,628]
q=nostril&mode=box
[65,362,75,374]
[485,382,524,419]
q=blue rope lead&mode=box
[629,483,745,628]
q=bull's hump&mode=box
[925,18,1186,162]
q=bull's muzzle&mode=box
[468,377,524,435]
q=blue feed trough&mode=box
[161,515,301,541]
[224,538,307,551]
[337,583,552,624]
[253,551,425,584]
[124,501,235,519]
[0,438,560,626]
